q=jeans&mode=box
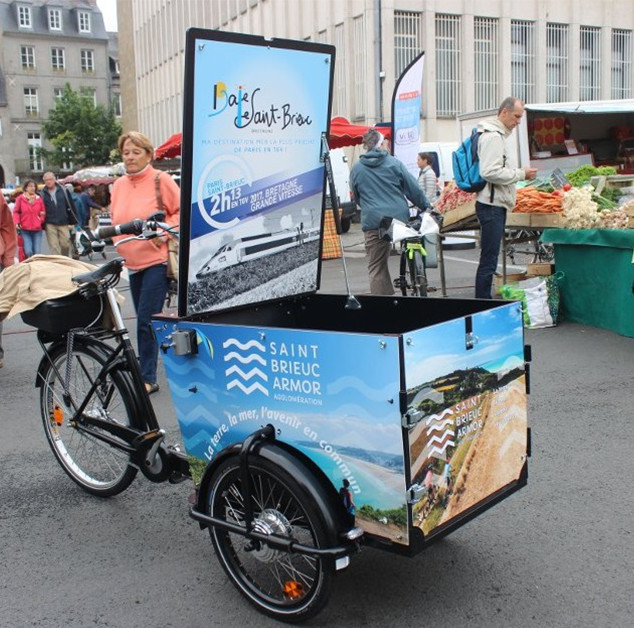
[21,230,43,258]
[363,229,395,295]
[475,202,507,299]
[128,263,168,384]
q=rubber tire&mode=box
[408,250,428,297]
[39,340,140,497]
[340,216,351,233]
[506,229,539,267]
[207,456,335,622]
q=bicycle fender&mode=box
[196,440,348,541]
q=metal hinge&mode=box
[407,483,426,504]
[401,407,424,429]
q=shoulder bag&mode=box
[154,172,179,281]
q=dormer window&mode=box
[18,5,32,28]
[78,10,91,33]
[48,8,62,31]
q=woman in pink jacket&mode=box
[110,131,180,394]
[13,179,45,258]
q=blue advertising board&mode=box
[178,30,335,316]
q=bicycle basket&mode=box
[20,292,104,333]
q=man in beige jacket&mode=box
[474,97,538,299]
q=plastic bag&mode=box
[498,272,563,329]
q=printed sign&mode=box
[403,304,528,536]
[179,31,334,316]
[392,52,424,177]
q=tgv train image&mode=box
[196,226,320,278]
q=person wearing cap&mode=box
[350,128,431,295]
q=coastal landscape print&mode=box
[403,305,528,536]
[154,323,411,545]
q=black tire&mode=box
[340,216,351,233]
[207,456,335,622]
[398,251,408,296]
[39,340,140,497]
[506,229,539,267]
[408,250,428,297]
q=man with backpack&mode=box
[472,97,537,299]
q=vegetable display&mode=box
[436,183,475,213]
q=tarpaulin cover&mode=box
[541,228,634,336]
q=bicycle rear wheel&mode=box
[506,229,539,266]
[407,250,428,297]
[39,340,140,497]
[207,456,335,622]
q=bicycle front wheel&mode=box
[207,457,335,622]
[506,229,539,267]
[407,251,428,297]
[39,340,140,497]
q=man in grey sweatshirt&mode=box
[475,97,537,298]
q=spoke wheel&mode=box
[506,229,539,267]
[207,457,335,622]
[39,341,140,497]
[407,251,428,297]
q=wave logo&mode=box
[223,337,269,396]
[423,408,455,458]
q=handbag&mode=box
[498,272,564,329]
[154,173,179,281]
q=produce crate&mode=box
[440,200,478,231]
[526,262,555,277]
[507,212,564,228]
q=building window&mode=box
[546,24,568,102]
[394,11,422,78]
[436,14,461,117]
[48,8,62,30]
[474,17,499,111]
[28,132,44,171]
[352,15,366,120]
[113,93,122,117]
[51,48,65,71]
[24,87,39,117]
[61,147,73,171]
[612,29,632,99]
[511,20,535,104]
[78,10,91,33]
[18,5,32,28]
[80,49,95,73]
[334,23,346,116]
[81,87,97,107]
[580,26,601,101]
[21,45,36,70]
[53,87,64,101]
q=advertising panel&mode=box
[403,303,528,536]
[392,52,425,177]
[154,322,410,545]
[179,30,334,316]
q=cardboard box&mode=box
[526,262,555,277]
[506,212,563,228]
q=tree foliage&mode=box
[41,83,122,169]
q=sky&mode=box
[96,0,118,31]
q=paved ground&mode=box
[1,223,633,627]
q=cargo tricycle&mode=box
[17,28,531,624]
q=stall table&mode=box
[438,204,563,296]
[541,228,634,337]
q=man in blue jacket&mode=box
[350,128,430,295]
[41,171,76,257]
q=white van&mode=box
[325,148,356,232]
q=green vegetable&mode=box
[566,164,618,187]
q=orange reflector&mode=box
[53,405,64,426]
[283,580,304,600]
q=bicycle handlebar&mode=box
[94,218,143,240]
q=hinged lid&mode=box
[178,29,335,318]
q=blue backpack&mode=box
[452,128,487,193]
